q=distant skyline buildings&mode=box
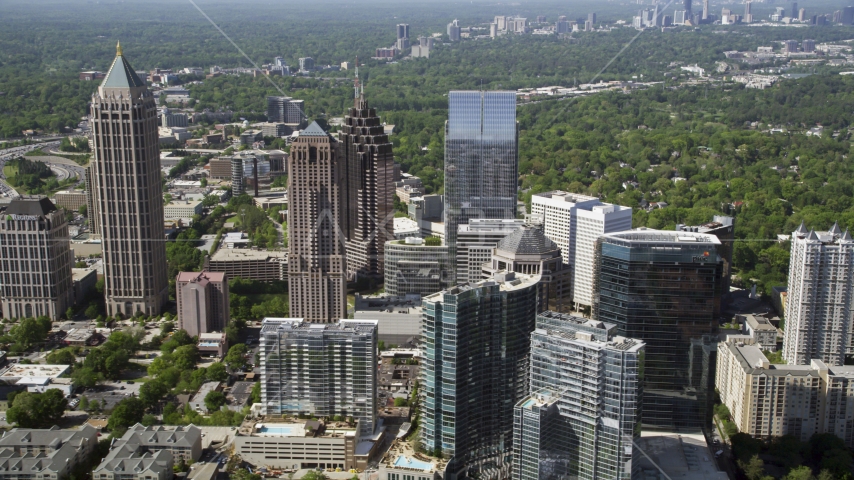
[266,96,304,124]
[90,43,168,317]
[443,91,518,260]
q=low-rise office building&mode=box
[0,426,99,480]
[54,190,88,211]
[71,268,98,306]
[740,314,779,351]
[198,332,228,358]
[164,200,203,218]
[208,158,233,180]
[205,248,287,282]
[353,294,421,345]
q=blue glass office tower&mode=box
[592,230,723,432]
[444,91,518,256]
[421,272,539,479]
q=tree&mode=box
[738,455,766,480]
[250,382,261,404]
[204,391,227,412]
[9,317,51,349]
[224,344,249,371]
[85,303,99,318]
[108,397,146,434]
[206,362,229,382]
[200,177,208,188]
[300,472,328,480]
[784,466,816,480]
[172,344,200,370]
[394,397,409,407]
[139,378,170,407]
[6,389,67,428]
[45,347,76,365]
[65,307,74,319]
[79,396,89,411]
[71,366,102,387]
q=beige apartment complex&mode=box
[0,198,74,320]
[89,43,168,316]
[287,122,347,322]
[53,190,88,211]
[716,339,854,446]
[176,271,230,338]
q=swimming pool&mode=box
[393,456,433,470]
[256,424,302,436]
[521,398,536,408]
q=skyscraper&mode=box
[338,65,395,278]
[784,223,854,366]
[287,122,347,323]
[702,0,709,19]
[684,0,692,17]
[90,43,168,317]
[444,91,518,258]
[792,2,799,18]
[0,197,74,320]
[593,229,723,431]
[421,272,540,478]
[447,19,461,41]
[259,318,377,435]
[531,191,632,309]
[513,311,644,480]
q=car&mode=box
[127,380,135,384]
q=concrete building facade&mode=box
[0,198,74,320]
[531,191,632,308]
[454,218,526,284]
[0,426,99,480]
[90,43,168,316]
[287,122,347,322]
[383,238,452,297]
[53,190,88,212]
[176,271,230,338]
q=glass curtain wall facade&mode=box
[444,91,518,258]
[259,318,378,435]
[513,311,644,480]
[592,230,722,431]
[421,273,539,479]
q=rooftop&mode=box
[602,228,722,245]
[101,43,146,90]
[0,364,70,379]
[299,121,328,137]
[423,271,539,302]
[5,197,57,216]
[209,248,287,261]
[176,271,227,283]
[260,318,379,336]
[496,227,559,256]
[532,190,599,204]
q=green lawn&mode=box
[3,164,18,178]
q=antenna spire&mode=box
[354,56,360,100]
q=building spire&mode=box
[354,56,360,100]
[116,41,123,56]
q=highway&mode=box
[0,141,61,198]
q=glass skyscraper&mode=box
[444,91,518,256]
[421,272,539,479]
[513,311,644,480]
[592,229,723,431]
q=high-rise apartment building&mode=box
[0,197,74,320]
[287,122,347,323]
[716,339,854,447]
[702,0,710,19]
[784,223,854,366]
[266,96,305,124]
[176,271,230,338]
[593,229,723,430]
[802,38,816,53]
[531,191,632,308]
[588,12,597,24]
[421,272,540,478]
[513,311,644,480]
[444,91,518,257]
[455,218,526,283]
[338,70,395,278]
[90,43,168,317]
[259,318,377,435]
